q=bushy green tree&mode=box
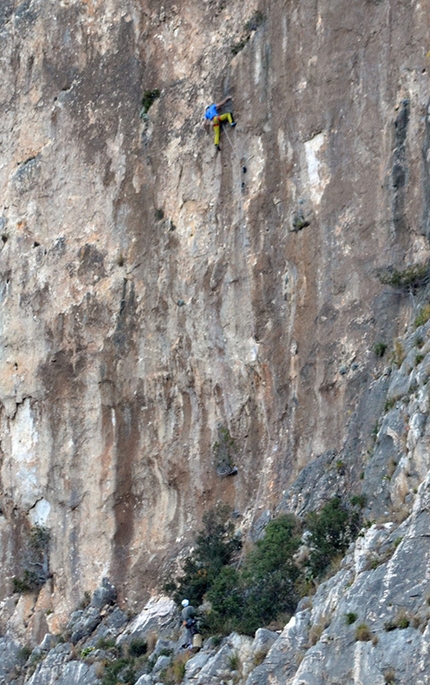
[206,515,301,635]
[306,497,360,578]
[165,504,241,606]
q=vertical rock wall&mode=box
[0,0,429,618]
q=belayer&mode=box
[204,95,236,151]
[181,599,198,649]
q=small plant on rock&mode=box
[345,612,358,625]
[141,89,160,114]
[415,303,430,328]
[384,666,396,684]
[355,623,372,641]
[374,342,387,357]
[391,340,405,368]
[377,261,430,292]
[228,652,241,671]
[129,639,147,657]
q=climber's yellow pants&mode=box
[212,113,233,145]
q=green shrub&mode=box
[206,514,301,635]
[306,498,361,579]
[164,504,241,606]
[415,353,425,366]
[129,638,147,657]
[100,657,135,685]
[374,342,387,357]
[345,612,358,625]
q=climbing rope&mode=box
[223,123,277,527]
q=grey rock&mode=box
[251,628,279,656]
[28,659,98,685]
[245,610,311,685]
[185,650,214,679]
[153,654,172,674]
[196,643,234,684]
[250,510,272,542]
[135,676,154,685]
[90,577,117,609]
[70,606,102,644]
[153,638,175,655]
[0,635,20,680]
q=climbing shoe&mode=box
[231,122,236,127]
[215,144,221,151]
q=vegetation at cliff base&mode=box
[165,498,363,636]
[163,504,241,606]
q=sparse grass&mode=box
[345,612,358,625]
[387,458,398,479]
[384,398,396,411]
[391,339,405,367]
[253,650,268,666]
[228,652,241,671]
[384,611,412,631]
[308,622,324,646]
[355,623,372,641]
[415,353,425,366]
[79,590,91,609]
[415,303,430,328]
[350,494,367,508]
[384,666,396,684]
[374,342,387,357]
[159,653,190,684]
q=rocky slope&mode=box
[0,0,430,676]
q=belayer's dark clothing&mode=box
[181,605,197,646]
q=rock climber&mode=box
[204,95,236,151]
[181,599,197,648]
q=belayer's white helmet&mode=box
[181,599,189,607]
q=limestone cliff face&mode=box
[0,0,429,624]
